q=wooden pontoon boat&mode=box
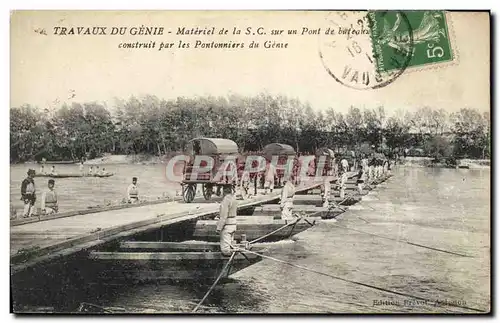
[88,241,265,283]
[291,195,362,206]
[34,173,114,178]
[193,215,319,242]
[251,204,347,217]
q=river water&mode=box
[11,165,490,313]
[68,166,489,314]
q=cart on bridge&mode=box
[261,143,298,187]
[314,147,337,177]
[181,137,239,203]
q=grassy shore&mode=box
[72,154,494,169]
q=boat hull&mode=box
[193,216,318,242]
[34,173,114,178]
[292,195,362,206]
[41,161,77,164]
[88,244,263,283]
[252,204,345,218]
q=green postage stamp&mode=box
[369,11,454,73]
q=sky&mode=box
[10,11,490,116]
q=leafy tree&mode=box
[450,108,487,158]
[9,95,490,163]
[344,106,364,150]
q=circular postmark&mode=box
[318,11,414,90]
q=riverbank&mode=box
[18,154,491,169]
[401,157,490,169]
[13,154,173,166]
[87,154,492,169]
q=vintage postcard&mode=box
[10,10,490,314]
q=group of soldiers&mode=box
[19,169,58,218]
[19,150,391,258]
[18,167,140,219]
[215,177,298,256]
[216,151,392,256]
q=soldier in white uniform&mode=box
[368,155,376,183]
[321,175,331,208]
[280,178,296,221]
[216,185,238,256]
[339,158,349,199]
[356,164,366,194]
[127,177,139,203]
[329,155,337,177]
[383,158,389,176]
[359,155,369,190]
[41,179,58,215]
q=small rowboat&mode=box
[193,215,319,242]
[41,160,78,164]
[34,173,114,178]
[89,241,265,283]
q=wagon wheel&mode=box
[215,185,222,197]
[203,183,214,200]
[182,184,197,203]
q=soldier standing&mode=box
[322,175,331,208]
[20,169,36,218]
[368,154,376,183]
[216,184,238,256]
[280,178,296,221]
[238,169,251,199]
[264,162,276,194]
[356,164,366,194]
[339,157,349,199]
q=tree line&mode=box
[10,93,490,163]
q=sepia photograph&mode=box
[9,9,491,314]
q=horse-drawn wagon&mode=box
[181,137,239,203]
[261,143,297,187]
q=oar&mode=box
[192,251,238,313]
